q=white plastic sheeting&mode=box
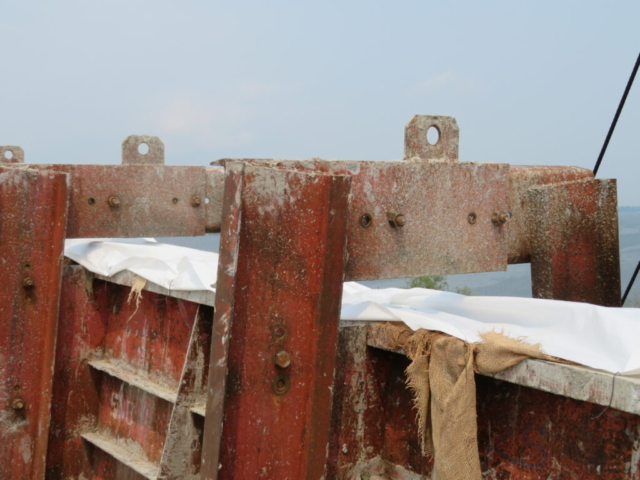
[64,238,640,376]
[64,238,218,293]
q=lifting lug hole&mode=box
[426,125,440,145]
[359,213,373,229]
[88,197,96,206]
[172,198,179,205]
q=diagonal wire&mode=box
[593,52,639,177]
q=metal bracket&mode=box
[0,146,25,164]
[122,135,165,165]
[404,115,459,162]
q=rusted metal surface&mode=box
[47,268,210,478]
[202,162,351,479]
[327,325,390,479]
[526,178,621,306]
[507,165,595,264]
[0,145,25,163]
[122,135,165,165]
[0,167,69,479]
[476,375,640,479]
[205,167,225,233]
[336,325,640,479]
[159,305,213,480]
[216,159,510,280]
[11,164,207,238]
[200,161,245,478]
[404,115,459,162]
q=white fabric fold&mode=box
[65,238,640,375]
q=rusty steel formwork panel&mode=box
[47,267,212,479]
[332,325,640,479]
[0,167,69,480]
[525,178,621,306]
[201,163,352,480]
[215,159,510,280]
[506,164,595,264]
[41,164,207,238]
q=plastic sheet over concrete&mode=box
[65,238,640,376]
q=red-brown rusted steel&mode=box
[201,162,351,479]
[0,166,69,479]
[333,325,640,479]
[526,178,621,306]
[205,167,225,233]
[215,159,510,280]
[47,267,208,478]
[201,161,245,478]
[22,164,207,238]
[507,164,595,264]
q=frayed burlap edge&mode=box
[378,323,560,480]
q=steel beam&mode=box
[202,162,351,479]
[0,167,69,479]
[525,178,621,306]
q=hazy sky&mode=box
[2,1,639,203]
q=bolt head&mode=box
[274,350,291,369]
[108,196,121,207]
[22,277,35,288]
[492,211,508,226]
[12,398,25,410]
[191,195,202,207]
[395,214,406,226]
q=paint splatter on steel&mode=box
[201,162,351,479]
[0,166,69,479]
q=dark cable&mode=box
[593,52,640,177]
[622,259,640,306]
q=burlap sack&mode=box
[386,324,555,480]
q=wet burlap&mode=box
[383,324,556,480]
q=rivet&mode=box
[12,397,25,411]
[22,277,35,288]
[274,350,291,369]
[191,195,202,207]
[467,212,477,224]
[108,196,121,208]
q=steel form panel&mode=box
[2,164,206,238]
[201,163,351,480]
[0,167,69,480]
[217,159,510,280]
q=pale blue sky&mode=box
[2,1,639,203]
